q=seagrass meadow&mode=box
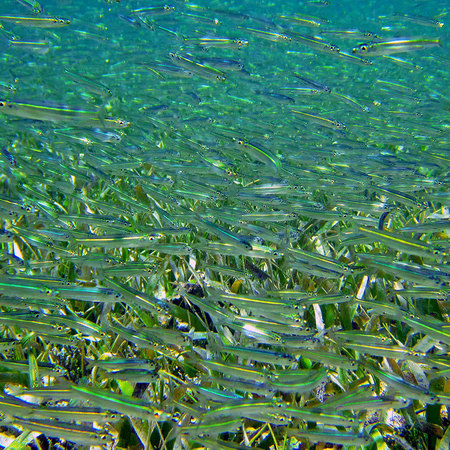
[0,0,449,448]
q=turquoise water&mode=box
[0,0,449,449]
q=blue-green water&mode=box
[0,0,449,449]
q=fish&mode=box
[169,53,227,82]
[357,225,448,258]
[353,38,441,56]
[202,398,285,419]
[292,109,347,131]
[14,0,44,14]
[0,99,100,121]
[71,385,172,421]
[10,417,114,446]
[0,0,448,447]
[63,69,113,97]
[285,427,373,446]
[0,15,70,27]
[175,417,241,437]
[278,14,328,28]
[184,36,248,50]
[130,6,175,16]
[390,12,444,28]
[8,39,50,54]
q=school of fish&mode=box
[0,0,449,448]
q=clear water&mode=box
[0,0,449,448]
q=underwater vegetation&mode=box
[0,0,449,448]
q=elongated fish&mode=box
[0,15,70,28]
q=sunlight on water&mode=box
[0,0,449,448]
